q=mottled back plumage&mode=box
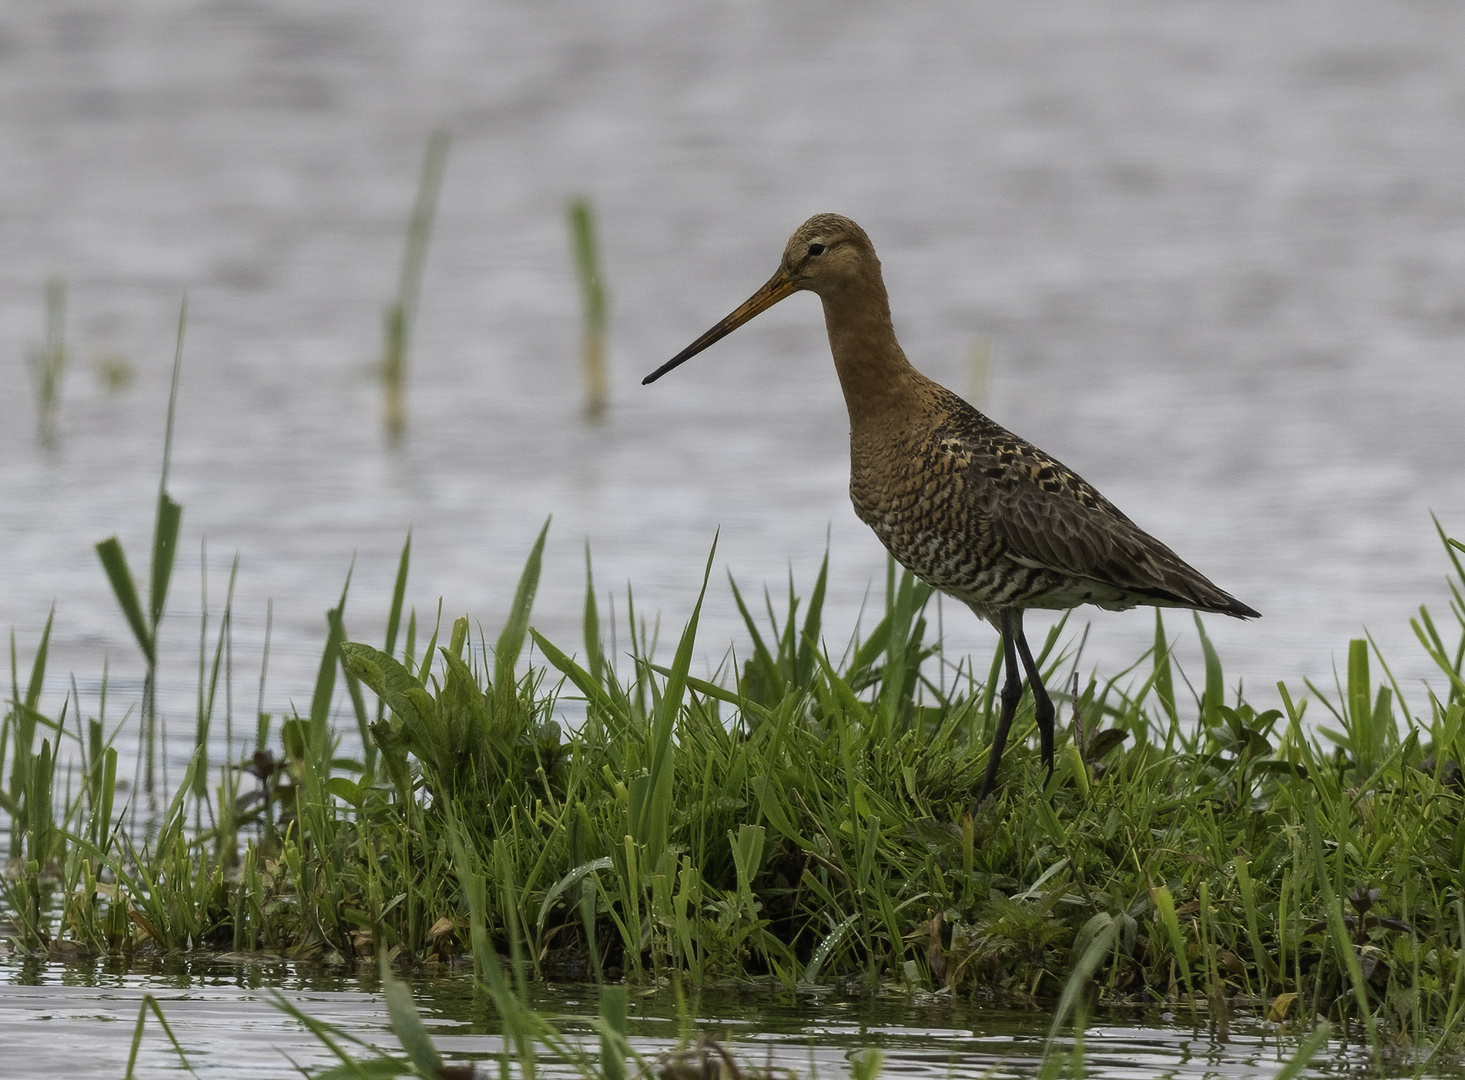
[644,213,1259,800]
[850,380,1258,622]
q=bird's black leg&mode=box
[974,609,1024,804]
[1012,613,1055,780]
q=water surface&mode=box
[0,952,1437,1080]
[2,1,1464,765]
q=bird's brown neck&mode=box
[817,275,923,438]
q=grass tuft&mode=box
[7,465,1465,1054]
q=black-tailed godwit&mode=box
[644,214,1258,801]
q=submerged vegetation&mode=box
[568,196,610,421]
[379,127,451,444]
[26,276,69,447]
[119,954,1341,1080]
[3,475,1465,1059]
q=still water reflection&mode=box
[0,952,1435,1080]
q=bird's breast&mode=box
[850,434,998,589]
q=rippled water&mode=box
[0,952,1443,1080]
[3,4,1465,763]
[7,5,1465,1073]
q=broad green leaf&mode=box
[801,911,858,984]
[22,606,54,715]
[536,856,614,938]
[583,542,604,682]
[340,641,437,732]
[95,538,152,663]
[148,491,182,630]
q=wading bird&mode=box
[643,214,1258,802]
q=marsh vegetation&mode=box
[5,458,1465,1063]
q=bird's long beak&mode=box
[642,266,799,384]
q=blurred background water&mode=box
[2,0,1464,761]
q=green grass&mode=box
[26,277,68,446]
[4,480,1465,1054]
[93,301,186,803]
[568,196,609,420]
[380,128,451,444]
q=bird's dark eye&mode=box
[807,243,826,256]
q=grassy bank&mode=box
[4,508,1465,1048]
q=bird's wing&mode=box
[937,420,1237,610]
[989,476,1183,589]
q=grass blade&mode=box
[95,539,151,663]
[381,128,450,441]
[148,491,182,632]
[382,532,412,676]
[311,564,354,734]
[633,534,717,862]
[568,196,609,419]
[379,954,443,1077]
[495,518,551,710]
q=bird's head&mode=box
[643,213,876,384]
